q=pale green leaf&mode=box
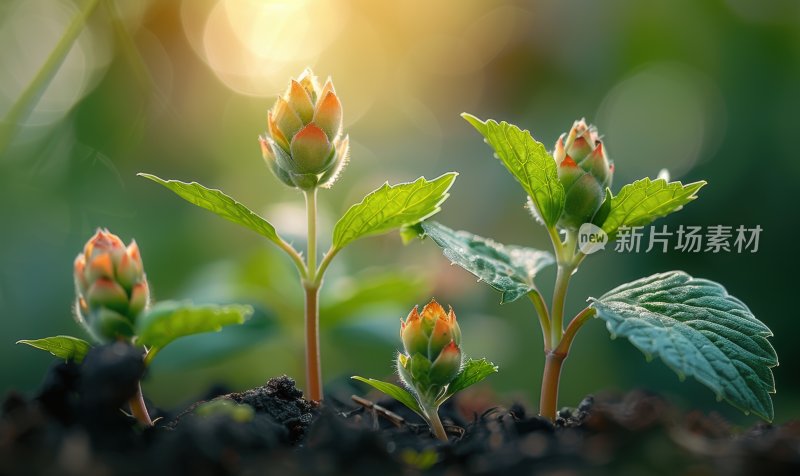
[333,173,457,249]
[138,174,282,245]
[590,271,777,421]
[351,376,424,417]
[321,271,428,327]
[136,301,253,350]
[17,335,92,362]
[462,113,564,227]
[441,358,499,403]
[601,177,705,238]
[420,221,554,303]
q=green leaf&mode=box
[321,271,429,328]
[136,301,253,350]
[590,271,778,421]
[351,376,424,417]
[462,113,564,227]
[441,358,499,403]
[601,177,706,239]
[332,173,457,249]
[138,174,282,245]
[420,221,554,303]
[17,335,92,362]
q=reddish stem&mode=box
[304,285,322,401]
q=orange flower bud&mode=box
[259,69,348,190]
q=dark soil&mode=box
[2,343,798,476]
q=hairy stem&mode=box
[279,238,308,280]
[128,382,153,427]
[314,246,339,287]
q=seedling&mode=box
[139,69,457,401]
[413,115,778,422]
[353,300,498,441]
[18,229,252,426]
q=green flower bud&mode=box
[259,69,349,190]
[74,229,150,343]
[398,300,463,398]
[553,119,614,230]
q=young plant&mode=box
[413,115,778,422]
[139,69,457,401]
[18,229,252,426]
[353,300,498,441]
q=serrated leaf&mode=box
[420,221,554,303]
[590,271,778,421]
[138,174,282,245]
[332,173,457,249]
[441,358,498,403]
[601,177,705,239]
[351,376,424,417]
[462,114,564,227]
[136,301,253,350]
[17,336,92,362]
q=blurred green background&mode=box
[1,0,798,423]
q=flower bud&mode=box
[398,300,463,398]
[553,119,614,230]
[259,69,349,190]
[74,229,150,343]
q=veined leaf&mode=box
[333,173,457,249]
[590,271,777,421]
[17,335,92,362]
[136,301,253,350]
[441,358,498,403]
[421,221,554,303]
[351,376,424,417]
[462,114,564,227]
[138,174,282,245]
[601,177,705,239]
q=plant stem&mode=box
[0,0,102,154]
[279,238,308,280]
[302,188,322,401]
[128,382,153,427]
[304,189,318,280]
[557,307,596,355]
[538,350,566,421]
[143,346,159,367]
[303,284,322,401]
[314,246,339,286]
[540,227,581,420]
[550,264,572,349]
[424,406,448,441]
[528,290,552,352]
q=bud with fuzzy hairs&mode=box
[259,68,350,190]
[552,119,614,230]
[73,229,150,342]
[397,300,463,398]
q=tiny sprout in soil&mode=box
[353,299,498,441]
